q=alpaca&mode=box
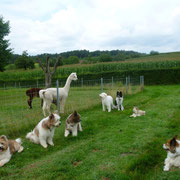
[39,72,78,116]
[26,88,42,109]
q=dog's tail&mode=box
[15,138,22,145]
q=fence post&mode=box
[128,76,130,85]
[56,80,60,114]
[126,77,128,94]
[112,76,114,87]
[101,78,103,93]
[142,76,144,89]
[37,80,39,88]
[81,78,83,87]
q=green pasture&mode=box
[0,85,179,179]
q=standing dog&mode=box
[163,135,180,171]
[130,107,146,117]
[26,111,61,148]
[115,91,124,111]
[99,92,116,112]
[64,111,82,137]
[0,135,23,167]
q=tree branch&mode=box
[51,55,62,75]
[38,59,46,72]
[46,56,50,73]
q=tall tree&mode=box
[38,55,62,88]
[0,16,12,71]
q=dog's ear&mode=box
[117,91,119,95]
[119,91,123,97]
[174,135,178,139]
[74,111,78,116]
[49,114,55,121]
[0,135,8,141]
[170,137,177,147]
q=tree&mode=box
[15,51,35,70]
[99,53,112,62]
[38,55,62,88]
[150,50,159,55]
[0,16,12,71]
[62,56,80,65]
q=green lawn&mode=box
[0,85,180,180]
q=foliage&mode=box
[150,50,159,55]
[99,53,112,62]
[0,16,12,72]
[62,56,80,65]
[15,51,35,70]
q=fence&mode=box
[0,76,144,137]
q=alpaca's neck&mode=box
[63,76,72,92]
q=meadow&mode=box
[0,84,180,179]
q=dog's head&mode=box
[0,135,8,153]
[43,111,61,129]
[133,106,139,113]
[99,92,107,99]
[70,72,78,81]
[116,91,123,98]
[68,111,81,124]
[163,135,180,154]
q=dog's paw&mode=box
[163,166,170,171]
[18,146,24,153]
[42,144,48,148]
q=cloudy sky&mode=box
[1,0,180,55]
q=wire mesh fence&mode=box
[0,76,144,137]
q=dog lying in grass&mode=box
[163,135,180,171]
[99,92,116,112]
[130,107,146,117]
[65,111,82,137]
[26,111,61,148]
[0,135,23,167]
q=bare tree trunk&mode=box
[38,55,62,88]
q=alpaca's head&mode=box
[69,73,78,81]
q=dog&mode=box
[26,111,61,148]
[115,91,124,111]
[99,92,116,112]
[64,111,82,137]
[0,135,23,167]
[163,135,180,171]
[130,107,146,117]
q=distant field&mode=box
[0,85,180,179]
[0,52,180,83]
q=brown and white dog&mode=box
[64,111,82,137]
[163,135,180,171]
[26,111,61,148]
[130,107,146,117]
[0,135,23,167]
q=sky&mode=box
[1,0,180,55]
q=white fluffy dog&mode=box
[0,135,23,167]
[26,111,61,148]
[64,111,82,137]
[130,107,146,117]
[99,92,115,112]
[163,135,180,171]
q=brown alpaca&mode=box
[26,88,42,109]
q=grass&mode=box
[0,85,180,179]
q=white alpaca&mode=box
[39,72,78,116]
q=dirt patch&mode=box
[73,160,82,167]
[120,152,136,157]
[92,149,101,152]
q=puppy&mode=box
[115,91,124,111]
[65,111,82,137]
[0,135,23,167]
[130,107,146,117]
[26,111,61,148]
[163,135,180,171]
[99,92,116,112]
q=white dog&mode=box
[115,91,124,111]
[64,111,82,137]
[0,135,23,167]
[130,107,146,117]
[163,135,180,171]
[99,92,116,112]
[26,111,61,148]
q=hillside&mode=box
[1,52,180,86]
